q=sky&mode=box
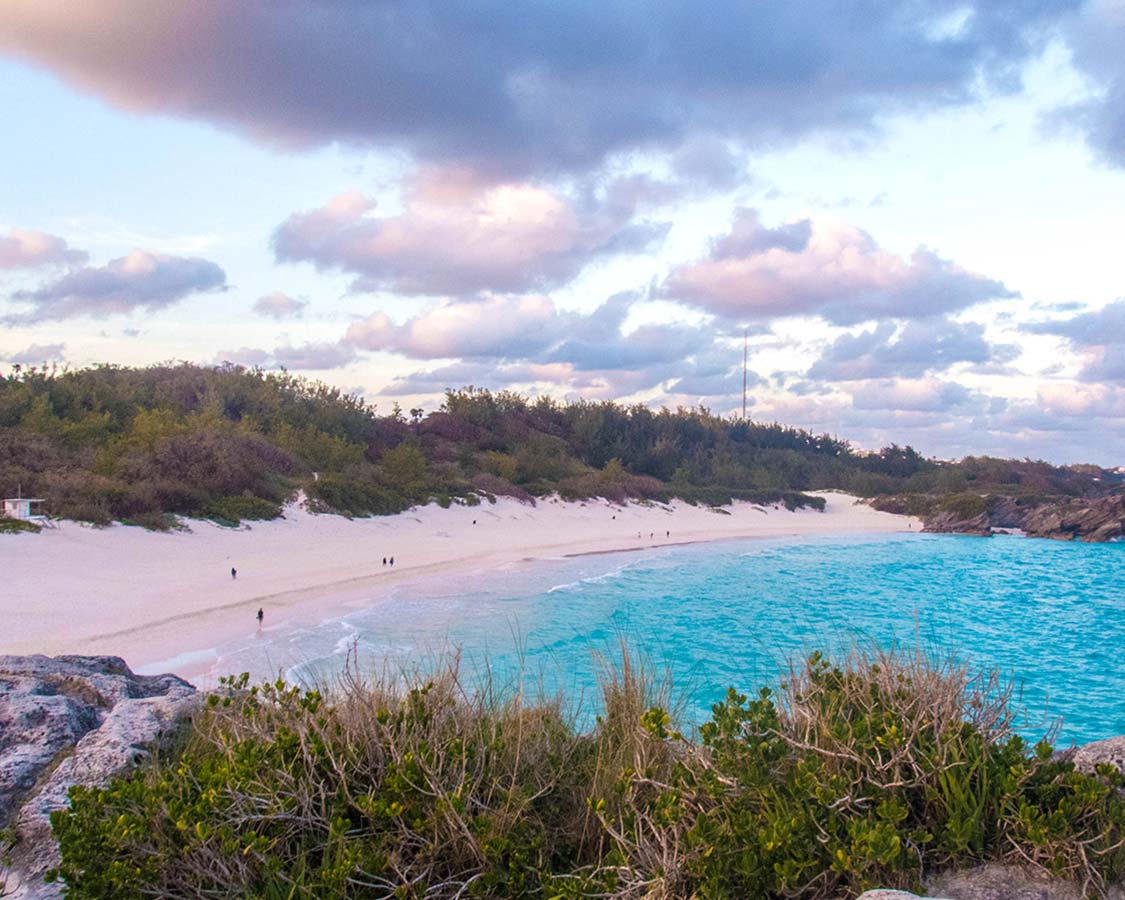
[1,2,1124,465]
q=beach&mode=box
[0,492,917,682]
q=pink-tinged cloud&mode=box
[0,2,1083,176]
[851,378,974,412]
[0,228,87,268]
[1037,382,1125,419]
[346,295,559,359]
[2,342,66,365]
[252,291,307,319]
[664,210,1015,325]
[7,249,226,322]
[272,174,667,296]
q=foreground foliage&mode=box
[3,363,1119,527]
[49,651,1125,899]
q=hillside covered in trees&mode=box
[0,363,1120,529]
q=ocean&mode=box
[209,532,1125,746]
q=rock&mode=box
[1019,495,1125,543]
[858,861,1125,900]
[0,655,198,900]
[928,861,1125,899]
[902,491,1124,542]
[922,509,994,537]
[1066,734,1125,777]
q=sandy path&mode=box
[0,492,918,679]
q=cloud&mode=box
[664,211,1016,325]
[851,378,976,412]
[252,291,307,319]
[273,342,357,371]
[347,292,720,373]
[2,342,66,365]
[348,292,755,400]
[6,249,226,322]
[807,318,1017,380]
[0,228,87,269]
[1023,299,1125,383]
[1052,1,1125,168]
[346,294,560,359]
[215,342,356,371]
[273,175,667,296]
[0,2,1078,177]
[215,347,271,368]
[1023,299,1125,345]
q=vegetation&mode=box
[2,363,1119,528]
[46,650,1125,899]
[0,517,41,534]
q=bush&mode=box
[307,474,408,517]
[0,517,41,534]
[938,493,989,519]
[48,651,1125,900]
[204,495,284,526]
[120,511,181,531]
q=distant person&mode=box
[383,557,387,565]
[650,532,654,539]
[390,556,395,566]
[256,608,263,627]
[472,519,477,525]
[231,567,237,579]
[666,530,670,537]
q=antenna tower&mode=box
[741,328,748,421]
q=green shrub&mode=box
[48,651,1125,899]
[937,493,988,519]
[0,516,41,534]
[204,495,284,526]
[306,475,407,517]
[120,511,182,531]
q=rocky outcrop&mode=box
[928,862,1125,899]
[921,509,994,537]
[1064,734,1125,776]
[1020,495,1125,543]
[0,655,198,900]
[884,491,1125,541]
[854,862,1125,899]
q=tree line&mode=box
[0,363,1115,527]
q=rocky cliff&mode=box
[874,492,1125,541]
[0,655,198,900]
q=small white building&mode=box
[2,497,46,521]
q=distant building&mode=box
[2,497,46,521]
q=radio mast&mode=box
[741,328,748,421]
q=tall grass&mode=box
[48,648,1125,899]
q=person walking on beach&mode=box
[231,567,237,579]
[389,556,394,566]
[383,557,387,566]
[256,607,263,627]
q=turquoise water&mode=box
[220,533,1125,746]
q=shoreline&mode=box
[1,492,920,684]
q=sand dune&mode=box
[0,492,917,680]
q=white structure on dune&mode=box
[2,496,46,522]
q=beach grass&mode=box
[47,647,1125,899]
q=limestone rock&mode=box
[0,655,198,900]
[1020,495,1125,543]
[858,862,1125,900]
[922,509,994,537]
[1067,734,1125,776]
[928,861,1125,899]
